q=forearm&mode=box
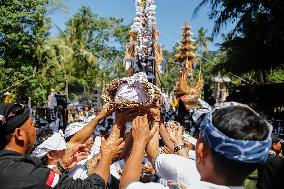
[86,154,101,175]
[120,132,133,160]
[146,122,160,166]
[107,123,122,143]
[52,165,63,175]
[120,142,146,189]
[94,156,112,184]
[159,124,175,152]
[69,116,102,144]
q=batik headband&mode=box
[200,112,272,163]
[0,103,30,134]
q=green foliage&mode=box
[194,27,213,55]
[0,2,129,104]
[160,49,179,93]
[267,66,284,83]
[194,0,284,83]
[0,0,53,104]
[57,6,129,97]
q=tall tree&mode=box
[195,27,213,55]
[47,6,129,99]
[194,0,284,83]
[0,0,54,103]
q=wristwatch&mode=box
[174,144,186,153]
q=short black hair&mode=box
[210,106,269,181]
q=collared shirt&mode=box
[126,181,245,189]
[0,150,105,189]
[154,154,200,187]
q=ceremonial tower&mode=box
[173,23,204,109]
[124,0,163,86]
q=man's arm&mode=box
[23,160,105,189]
[69,105,113,144]
[167,124,188,158]
[159,123,175,153]
[94,138,125,183]
[119,115,158,189]
[146,122,160,166]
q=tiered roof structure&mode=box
[124,0,163,86]
[173,23,204,109]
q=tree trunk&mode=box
[65,79,68,99]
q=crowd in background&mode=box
[0,100,284,189]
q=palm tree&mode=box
[195,27,213,55]
[42,22,96,98]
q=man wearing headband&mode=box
[0,103,107,189]
[120,103,272,189]
[191,105,272,188]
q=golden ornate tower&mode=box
[173,23,204,109]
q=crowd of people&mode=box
[0,99,283,189]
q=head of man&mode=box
[65,122,94,151]
[0,103,36,154]
[271,135,282,154]
[195,105,271,186]
[32,129,66,166]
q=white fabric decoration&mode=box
[114,83,148,103]
[108,72,164,106]
[32,130,66,158]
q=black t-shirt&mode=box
[0,150,105,189]
[257,154,284,189]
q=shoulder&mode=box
[0,155,52,189]
[266,155,284,170]
[0,154,46,173]
[126,182,169,189]
[188,181,244,189]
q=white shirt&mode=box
[127,182,169,189]
[68,159,89,180]
[126,181,245,189]
[110,160,125,179]
[188,181,245,189]
[155,154,200,187]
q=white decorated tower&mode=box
[124,0,163,86]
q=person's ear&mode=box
[14,128,24,141]
[195,138,210,165]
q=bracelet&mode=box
[83,162,90,176]
[174,145,186,153]
[57,161,69,174]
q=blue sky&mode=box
[49,0,235,51]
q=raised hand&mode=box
[166,121,183,145]
[61,144,89,170]
[101,138,125,162]
[97,103,115,120]
[160,146,173,154]
[132,115,158,147]
[149,101,161,121]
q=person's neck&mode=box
[4,145,29,155]
[201,173,243,186]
